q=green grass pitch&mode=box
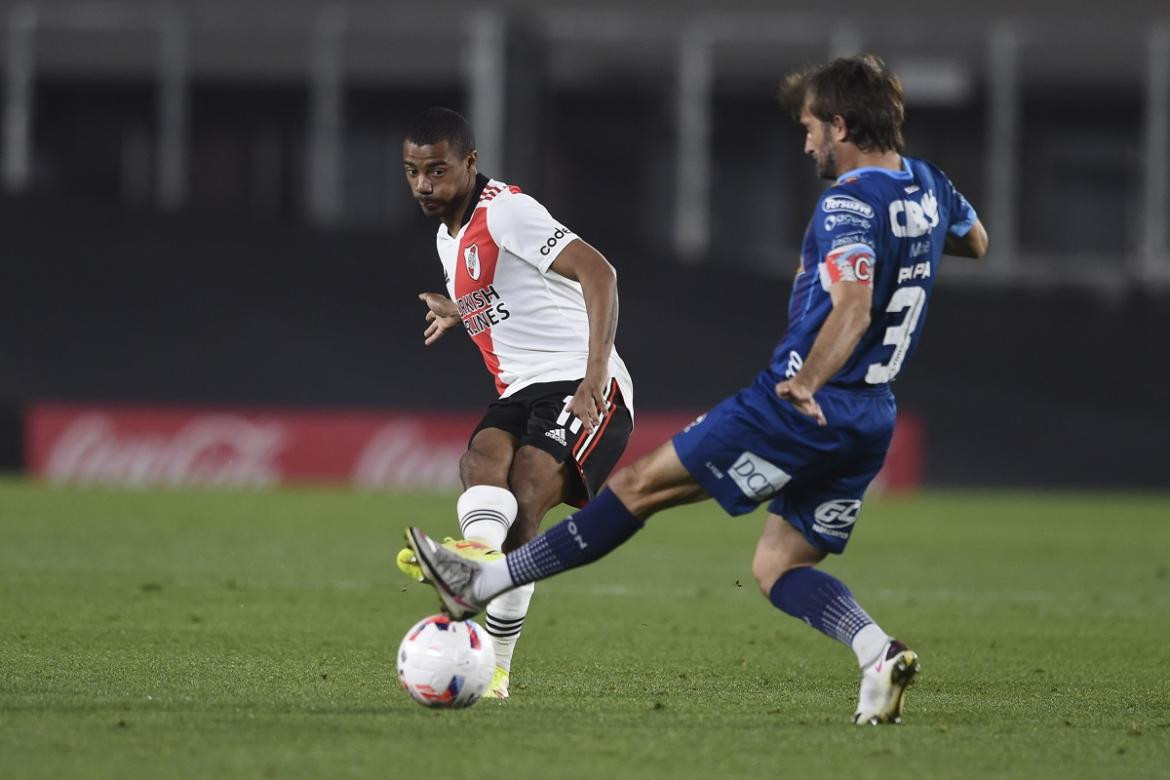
[1,479,1168,779]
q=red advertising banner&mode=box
[26,403,922,492]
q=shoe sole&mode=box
[404,528,479,620]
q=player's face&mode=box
[402,140,476,219]
[800,102,838,181]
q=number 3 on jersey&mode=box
[865,286,926,384]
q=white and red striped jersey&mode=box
[436,176,634,412]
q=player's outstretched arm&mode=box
[775,281,872,426]
[944,219,989,259]
[550,239,619,434]
[418,291,461,346]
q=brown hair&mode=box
[779,54,905,153]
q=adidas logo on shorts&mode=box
[545,428,567,446]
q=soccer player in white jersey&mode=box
[396,107,635,699]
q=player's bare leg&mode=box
[752,513,919,725]
[505,445,571,549]
[605,441,709,520]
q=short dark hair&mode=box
[779,54,905,154]
[404,107,476,157]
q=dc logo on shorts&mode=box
[728,452,791,500]
[814,499,862,529]
[464,243,481,280]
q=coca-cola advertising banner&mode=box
[26,403,922,491]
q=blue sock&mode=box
[769,567,881,653]
[505,488,643,586]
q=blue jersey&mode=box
[770,157,977,389]
[672,156,977,553]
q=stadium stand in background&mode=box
[1,0,1168,488]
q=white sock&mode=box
[485,582,534,671]
[473,559,516,603]
[852,623,892,668]
[457,485,516,549]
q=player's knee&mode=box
[751,537,811,597]
[606,461,664,517]
[752,528,826,597]
[751,549,787,597]
[457,449,481,486]
[607,462,647,500]
[459,448,507,488]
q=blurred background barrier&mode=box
[1,0,1167,489]
[26,402,925,491]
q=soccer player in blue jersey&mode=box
[405,55,989,724]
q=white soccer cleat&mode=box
[853,639,920,725]
[404,527,487,621]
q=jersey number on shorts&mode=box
[865,286,926,384]
[556,396,585,434]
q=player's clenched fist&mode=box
[418,292,461,346]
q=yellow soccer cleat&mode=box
[485,665,510,700]
[395,537,503,584]
[396,546,426,582]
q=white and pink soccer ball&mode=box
[397,615,495,708]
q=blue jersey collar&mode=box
[836,158,912,184]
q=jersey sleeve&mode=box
[814,189,879,290]
[486,193,579,273]
[941,174,978,238]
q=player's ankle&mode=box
[473,558,513,602]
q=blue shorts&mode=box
[671,372,896,554]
